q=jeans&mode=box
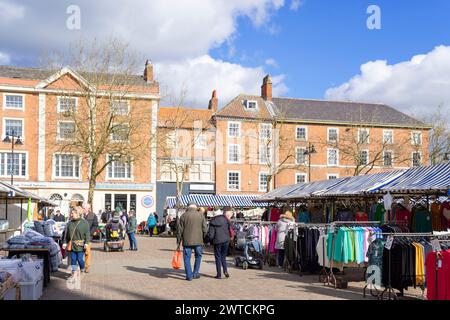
[214,242,229,277]
[71,251,85,272]
[127,232,138,250]
[183,245,203,280]
[148,226,155,237]
[277,249,285,267]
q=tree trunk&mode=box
[266,175,273,193]
[88,177,96,207]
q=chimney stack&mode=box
[261,74,272,101]
[144,60,153,83]
[208,90,218,113]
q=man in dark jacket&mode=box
[207,211,231,279]
[176,202,208,281]
[53,210,66,222]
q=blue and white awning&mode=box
[254,184,306,202]
[316,170,405,197]
[165,194,267,208]
[283,178,348,199]
[375,163,450,194]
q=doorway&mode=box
[114,194,128,212]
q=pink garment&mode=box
[269,228,278,254]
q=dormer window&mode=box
[244,100,258,110]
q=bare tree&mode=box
[43,38,156,205]
[418,105,450,165]
[157,92,212,215]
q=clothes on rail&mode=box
[441,201,450,230]
[269,208,282,222]
[411,204,433,233]
[426,245,450,300]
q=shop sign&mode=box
[141,195,154,208]
[190,184,214,191]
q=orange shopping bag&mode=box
[172,250,182,269]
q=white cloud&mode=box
[290,0,302,11]
[0,0,290,105]
[325,45,450,123]
[155,55,288,107]
[0,0,25,25]
[265,58,278,67]
[0,52,10,64]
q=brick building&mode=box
[0,63,159,222]
[213,75,431,195]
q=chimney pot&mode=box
[261,74,272,101]
[144,60,153,83]
[208,90,218,113]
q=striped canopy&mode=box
[316,170,406,197]
[165,194,267,208]
[282,178,348,200]
[253,184,306,202]
[375,163,450,194]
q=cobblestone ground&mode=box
[41,236,424,300]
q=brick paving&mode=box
[41,236,423,300]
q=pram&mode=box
[234,235,263,270]
[103,218,125,252]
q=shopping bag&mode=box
[153,227,158,235]
[172,250,182,269]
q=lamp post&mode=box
[2,129,23,185]
[303,143,317,182]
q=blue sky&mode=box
[212,0,450,99]
[0,0,449,120]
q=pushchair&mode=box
[103,218,125,252]
[91,224,106,242]
[234,235,264,270]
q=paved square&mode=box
[41,235,423,300]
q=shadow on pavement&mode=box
[124,265,186,280]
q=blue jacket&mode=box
[147,214,157,228]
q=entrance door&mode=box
[114,194,128,212]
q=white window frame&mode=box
[259,144,272,165]
[412,151,422,167]
[57,96,78,113]
[383,150,394,167]
[327,174,339,180]
[258,172,269,192]
[228,121,241,138]
[111,100,130,116]
[295,173,307,184]
[327,148,339,166]
[194,134,207,150]
[327,127,339,143]
[106,155,133,181]
[382,129,394,145]
[359,149,370,166]
[189,163,201,182]
[110,123,130,142]
[57,121,76,141]
[259,123,272,140]
[296,147,308,165]
[52,153,82,180]
[228,144,241,164]
[200,163,213,182]
[411,131,423,146]
[227,170,241,192]
[3,117,25,141]
[244,100,258,110]
[295,126,308,141]
[0,150,28,179]
[358,128,370,144]
[3,93,25,111]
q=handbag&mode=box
[172,249,182,270]
[67,220,81,252]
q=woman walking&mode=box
[147,212,157,237]
[126,210,138,251]
[64,206,90,282]
[275,210,295,268]
[207,209,232,279]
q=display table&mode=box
[0,274,21,300]
[1,248,51,287]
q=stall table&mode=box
[1,248,51,287]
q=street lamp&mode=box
[303,143,317,182]
[2,130,23,185]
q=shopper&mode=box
[82,203,98,273]
[101,206,113,224]
[176,202,208,281]
[207,209,231,279]
[147,212,157,237]
[126,210,138,251]
[64,206,90,282]
[53,210,66,222]
[275,210,295,268]
[120,210,128,227]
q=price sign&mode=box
[431,239,442,252]
[385,236,394,250]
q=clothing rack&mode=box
[325,221,381,288]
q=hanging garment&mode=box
[270,208,281,222]
[366,238,385,281]
[431,203,443,231]
[394,207,412,227]
[441,202,450,230]
[355,212,368,222]
[297,211,310,223]
[412,207,433,233]
[426,250,450,300]
[374,203,386,224]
